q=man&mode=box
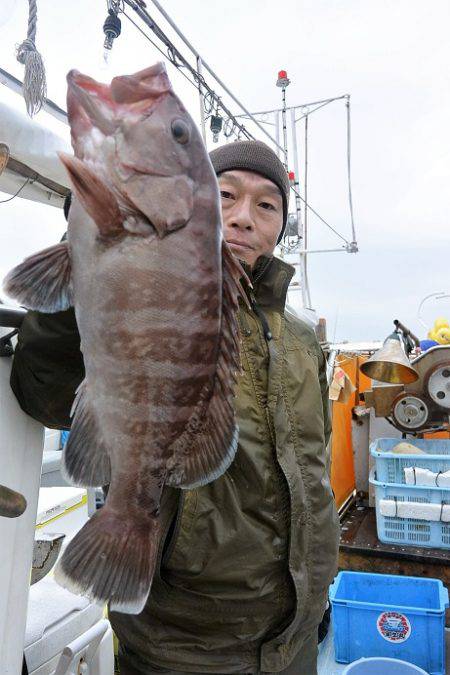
[10,140,339,674]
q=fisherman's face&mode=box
[219,170,283,268]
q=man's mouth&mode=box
[226,239,254,250]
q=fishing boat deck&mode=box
[317,628,348,674]
[315,500,450,673]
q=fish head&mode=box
[65,63,216,240]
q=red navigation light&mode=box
[288,171,295,183]
[276,69,291,88]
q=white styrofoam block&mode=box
[25,577,104,670]
[380,498,450,522]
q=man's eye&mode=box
[220,190,234,200]
[259,202,276,211]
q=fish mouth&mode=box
[66,64,172,159]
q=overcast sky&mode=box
[0,0,449,342]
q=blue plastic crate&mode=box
[370,471,450,549]
[371,437,450,484]
[330,571,449,675]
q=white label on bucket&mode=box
[377,611,411,643]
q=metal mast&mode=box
[276,70,290,169]
[275,70,311,308]
[291,107,311,308]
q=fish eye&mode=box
[171,118,190,144]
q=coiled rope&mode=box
[16,0,47,116]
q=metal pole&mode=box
[281,87,288,169]
[235,94,350,118]
[0,67,67,124]
[304,114,309,250]
[346,96,357,244]
[294,247,348,254]
[290,108,302,239]
[290,108,308,309]
[303,113,312,307]
[196,56,207,144]
[275,111,280,159]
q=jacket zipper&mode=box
[160,492,185,568]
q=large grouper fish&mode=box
[4,63,246,613]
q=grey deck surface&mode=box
[317,626,349,675]
[317,626,450,674]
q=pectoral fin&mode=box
[3,242,73,313]
[59,153,123,237]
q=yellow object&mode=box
[428,317,450,343]
[435,327,450,344]
[434,317,449,331]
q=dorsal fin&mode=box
[165,241,246,488]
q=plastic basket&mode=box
[370,470,450,549]
[330,571,448,675]
[370,437,450,484]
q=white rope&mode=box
[16,0,47,116]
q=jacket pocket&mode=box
[161,490,197,568]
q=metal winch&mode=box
[361,320,450,434]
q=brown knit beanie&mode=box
[209,140,290,243]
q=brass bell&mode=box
[0,143,9,177]
[360,334,419,384]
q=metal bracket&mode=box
[0,330,17,357]
[346,241,359,253]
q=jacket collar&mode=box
[241,256,295,313]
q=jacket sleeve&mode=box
[10,308,84,430]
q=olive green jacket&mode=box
[10,256,339,673]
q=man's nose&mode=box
[229,198,254,231]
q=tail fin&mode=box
[54,506,159,614]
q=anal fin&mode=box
[3,242,73,313]
[165,240,244,489]
[62,380,111,487]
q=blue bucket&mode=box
[343,657,428,674]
